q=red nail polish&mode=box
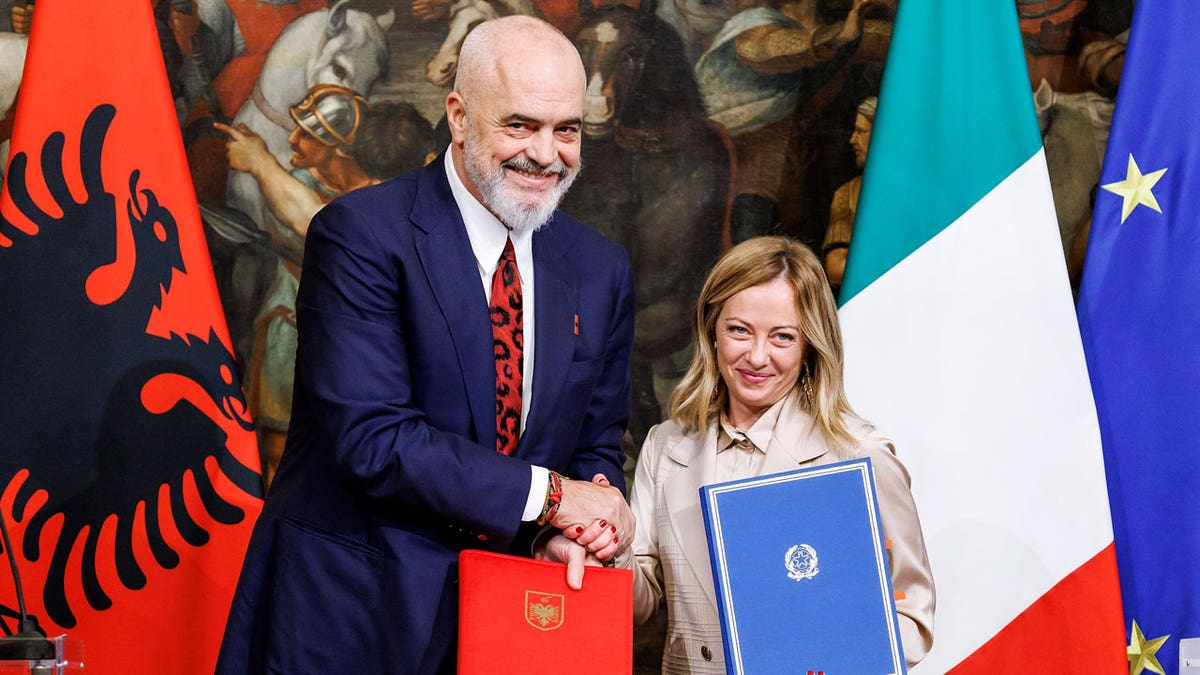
[610,524,617,533]
[599,519,607,528]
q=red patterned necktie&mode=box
[490,237,523,455]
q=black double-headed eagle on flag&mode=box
[0,104,261,629]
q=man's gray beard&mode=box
[464,135,581,234]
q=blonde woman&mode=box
[617,236,934,672]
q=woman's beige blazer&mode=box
[619,401,935,674]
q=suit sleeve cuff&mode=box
[522,465,550,522]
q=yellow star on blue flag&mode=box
[1102,154,1167,223]
[1128,620,1169,675]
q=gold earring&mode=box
[801,364,815,409]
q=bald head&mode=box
[444,15,586,232]
[453,16,585,104]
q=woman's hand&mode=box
[563,515,619,561]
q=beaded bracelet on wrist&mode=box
[536,471,566,526]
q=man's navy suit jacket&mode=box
[215,156,635,674]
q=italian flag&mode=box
[837,1,1127,671]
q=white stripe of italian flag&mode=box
[837,1,1127,672]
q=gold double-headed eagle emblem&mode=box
[525,590,565,631]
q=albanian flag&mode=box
[0,1,263,673]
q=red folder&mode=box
[457,549,633,674]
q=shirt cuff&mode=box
[522,465,550,522]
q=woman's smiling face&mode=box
[715,275,806,429]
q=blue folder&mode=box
[700,458,906,674]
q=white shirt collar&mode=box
[443,150,533,278]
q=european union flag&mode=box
[1077,3,1200,674]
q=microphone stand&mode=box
[0,508,54,661]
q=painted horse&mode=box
[224,1,392,231]
[425,0,538,87]
[215,1,392,367]
[563,4,733,449]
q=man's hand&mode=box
[552,473,634,556]
[534,534,603,590]
[213,122,276,175]
[10,3,32,35]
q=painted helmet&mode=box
[289,84,370,149]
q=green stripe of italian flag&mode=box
[838,1,1126,672]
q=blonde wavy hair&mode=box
[669,236,860,445]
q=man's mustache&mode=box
[501,156,570,179]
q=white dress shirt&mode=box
[444,153,548,521]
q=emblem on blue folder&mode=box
[784,544,819,581]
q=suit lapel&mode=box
[664,425,721,610]
[411,157,495,449]
[521,217,577,451]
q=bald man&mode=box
[215,16,636,674]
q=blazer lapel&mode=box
[660,399,833,613]
[761,397,832,475]
[411,157,495,448]
[521,217,577,451]
[663,425,721,610]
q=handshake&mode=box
[533,472,634,590]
